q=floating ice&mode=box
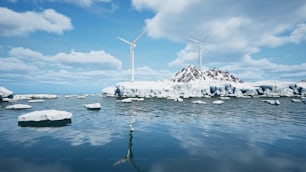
[291,99,302,103]
[213,100,224,104]
[18,110,72,122]
[5,104,32,110]
[192,100,206,104]
[84,103,101,110]
[28,99,45,103]
[262,100,280,105]
[219,97,230,100]
[117,98,132,103]
[76,95,87,99]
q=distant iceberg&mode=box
[84,103,101,110]
[0,87,14,101]
[102,65,306,99]
[6,104,32,110]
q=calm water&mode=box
[0,96,306,172]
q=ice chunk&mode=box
[0,87,14,99]
[18,110,72,122]
[84,103,101,110]
[192,100,206,104]
[76,95,87,99]
[262,100,280,105]
[5,104,32,110]
[18,110,72,127]
[213,100,224,104]
[174,97,184,102]
[219,97,230,100]
[28,99,45,103]
[291,99,302,103]
[117,98,133,103]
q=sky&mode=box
[0,0,306,93]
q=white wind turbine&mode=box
[189,33,210,71]
[118,31,146,82]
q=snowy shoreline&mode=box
[102,65,306,99]
[102,80,306,99]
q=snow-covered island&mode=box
[102,65,306,99]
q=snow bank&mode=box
[102,65,306,99]
[84,103,101,110]
[18,110,72,122]
[107,80,306,99]
[5,104,32,110]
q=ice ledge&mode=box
[102,80,306,98]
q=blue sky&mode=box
[0,0,306,93]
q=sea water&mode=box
[0,96,306,172]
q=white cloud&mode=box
[54,50,122,69]
[0,57,37,72]
[9,47,46,60]
[0,7,73,36]
[132,0,306,67]
[45,0,112,7]
[1,47,172,91]
[219,54,306,81]
[7,47,122,69]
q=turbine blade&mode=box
[188,37,200,44]
[133,30,146,43]
[200,33,211,43]
[118,37,132,45]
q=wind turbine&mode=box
[118,31,146,82]
[188,33,210,71]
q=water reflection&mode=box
[113,107,141,172]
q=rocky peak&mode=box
[170,65,243,83]
[170,65,206,82]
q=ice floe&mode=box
[18,110,72,122]
[84,103,101,110]
[291,99,302,103]
[262,100,280,105]
[192,100,206,104]
[28,99,45,103]
[18,110,72,127]
[5,104,32,110]
[213,100,224,105]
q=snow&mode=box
[84,103,101,110]
[28,99,45,103]
[213,100,224,104]
[262,100,280,105]
[5,104,32,110]
[18,110,72,122]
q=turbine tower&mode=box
[118,31,146,82]
[189,33,210,70]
